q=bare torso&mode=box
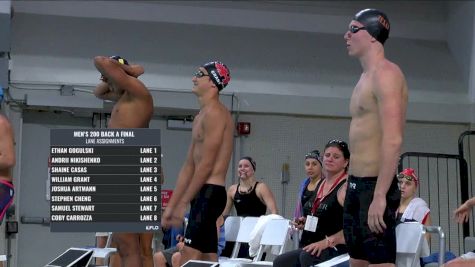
[0,115,14,182]
[349,60,408,177]
[108,91,153,129]
[0,165,12,181]
[191,102,233,186]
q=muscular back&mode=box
[349,60,408,177]
[191,102,233,186]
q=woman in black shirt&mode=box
[221,156,278,257]
[274,140,350,267]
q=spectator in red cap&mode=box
[396,168,432,233]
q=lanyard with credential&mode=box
[310,172,346,215]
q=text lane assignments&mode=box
[50,129,161,232]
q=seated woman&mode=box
[396,168,431,228]
[222,156,278,217]
[273,139,350,267]
[221,156,278,258]
[293,150,323,228]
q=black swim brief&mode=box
[343,175,400,264]
[184,184,226,253]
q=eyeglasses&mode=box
[194,70,209,78]
[349,25,366,34]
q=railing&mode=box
[458,131,475,239]
[398,152,467,255]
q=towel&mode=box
[248,214,286,257]
[401,197,430,224]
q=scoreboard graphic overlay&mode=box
[50,129,161,232]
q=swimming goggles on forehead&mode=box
[327,139,348,148]
[305,151,321,160]
[396,173,418,182]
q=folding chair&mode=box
[231,217,259,259]
[396,222,425,267]
[221,218,291,267]
[316,223,425,267]
[464,236,475,253]
[251,219,290,265]
[220,217,259,266]
[91,232,117,267]
[423,225,445,267]
[397,222,448,267]
[225,216,243,244]
[0,254,6,266]
[316,222,442,267]
[219,216,243,261]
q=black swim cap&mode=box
[305,150,322,166]
[354,9,390,45]
[240,156,256,171]
[202,61,231,91]
[110,55,129,65]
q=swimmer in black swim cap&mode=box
[343,7,409,267]
[351,8,390,45]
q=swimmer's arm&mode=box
[0,118,15,169]
[166,142,195,209]
[257,183,279,214]
[423,213,432,242]
[222,185,236,216]
[180,111,225,204]
[466,197,475,208]
[93,81,121,101]
[373,66,407,197]
[123,64,144,78]
[94,56,149,98]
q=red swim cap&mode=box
[202,61,231,91]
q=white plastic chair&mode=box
[225,216,243,244]
[316,222,432,267]
[252,219,290,265]
[231,217,259,259]
[396,222,426,267]
[92,232,117,267]
[220,216,259,266]
[219,216,243,261]
[465,236,475,252]
[0,254,6,266]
